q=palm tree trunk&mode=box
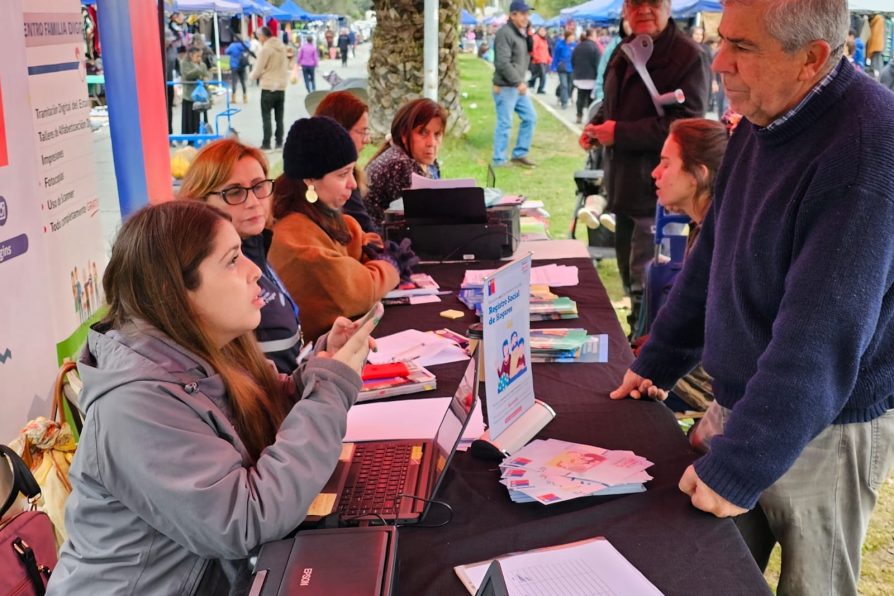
[368,0,470,140]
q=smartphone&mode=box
[355,302,384,329]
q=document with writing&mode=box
[455,536,662,596]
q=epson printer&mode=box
[383,187,520,261]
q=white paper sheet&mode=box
[410,173,477,190]
[368,329,469,367]
[455,537,663,596]
[344,397,485,444]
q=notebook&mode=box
[335,349,480,524]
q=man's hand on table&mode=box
[679,465,748,518]
[610,369,668,401]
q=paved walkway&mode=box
[93,43,372,248]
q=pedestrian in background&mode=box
[528,26,551,95]
[251,26,289,150]
[298,36,319,93]
[491,1,538,168]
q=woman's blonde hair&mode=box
[178,138,269,200]
[101,201,289,461]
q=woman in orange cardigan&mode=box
[269,116,400,341]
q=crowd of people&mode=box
[39,1,894,595]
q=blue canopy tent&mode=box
[279,0,330,21]
[529,12,546,26]
[672,0,722,18]
[461,9,477,25]
[560,0,624,24]
[240,0,290,20]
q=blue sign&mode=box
[0,233,29,265]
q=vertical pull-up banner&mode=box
[0,0,107,441]
[97,0,172,215]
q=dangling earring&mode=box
[305,184,318,203]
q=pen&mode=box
[392,342,428,362]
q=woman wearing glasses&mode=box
[313,90,378,233]
[179,139,304,373]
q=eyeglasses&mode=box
[350,127,371,140]
[625,0,666,7]
[207,179,275,205]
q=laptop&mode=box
[334,351,480,524]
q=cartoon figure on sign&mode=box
[548,450,606,473]
[508,331,528,379]
[496,339,511,393]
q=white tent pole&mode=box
[213,10,223,82]
[423,0,438,101]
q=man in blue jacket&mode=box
[612,1,894,594]
[491,0,537,168]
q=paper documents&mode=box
[454,536,662,595]
[463,264,579,288]
[344,396,485,450]
[499,438,652,504]
[410,172,476,190]
[368,329,470,367]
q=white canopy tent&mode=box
[849,0,894,14]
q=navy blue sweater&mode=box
[633,59,894,509]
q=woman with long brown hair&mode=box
[365,98,447,227]
[269,116,403,342]
[179,138,303,373]
[313,90,378,232]
[48,201,375,594]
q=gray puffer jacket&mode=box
[47,322,361,595]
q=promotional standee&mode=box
[0,0,106,441]
[472,254,556,459]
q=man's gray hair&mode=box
[724,0,849,65]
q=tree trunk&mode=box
[368,0,470,141]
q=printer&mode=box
[383,187,520,261]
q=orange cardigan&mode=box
[268,212,399,341]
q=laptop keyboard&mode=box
[338,443,414,518]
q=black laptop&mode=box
[334,351,480,524]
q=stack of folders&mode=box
[458,282,579,322]
[357,361,437,402]
[382,273,441,306]
[499,438,653,504]
[529,328,589,362]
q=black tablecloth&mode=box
[374,257,769,596]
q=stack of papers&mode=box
[529,296,579,321]
[383,273,444,306]
[530,332,610,364]
[458,282,579,322]
[462,264,579,288]
[499,438,653,504]
[368,329,470,367]
[455,535,662,595]
[529,328,589,361]
[358,360,437,402]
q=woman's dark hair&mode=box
[315,91,370,197]
[272,174,351,244]
[668,118,729,211]
[102,201,288,462]
[369,98,448,162]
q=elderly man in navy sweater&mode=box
[611,1,894,594]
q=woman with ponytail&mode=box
[48,201,376,595]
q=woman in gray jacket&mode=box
[48,201,376,595]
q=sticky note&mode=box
[440,309,464,320]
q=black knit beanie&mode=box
[282,116,358,181]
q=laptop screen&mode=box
[430,352,479,493]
